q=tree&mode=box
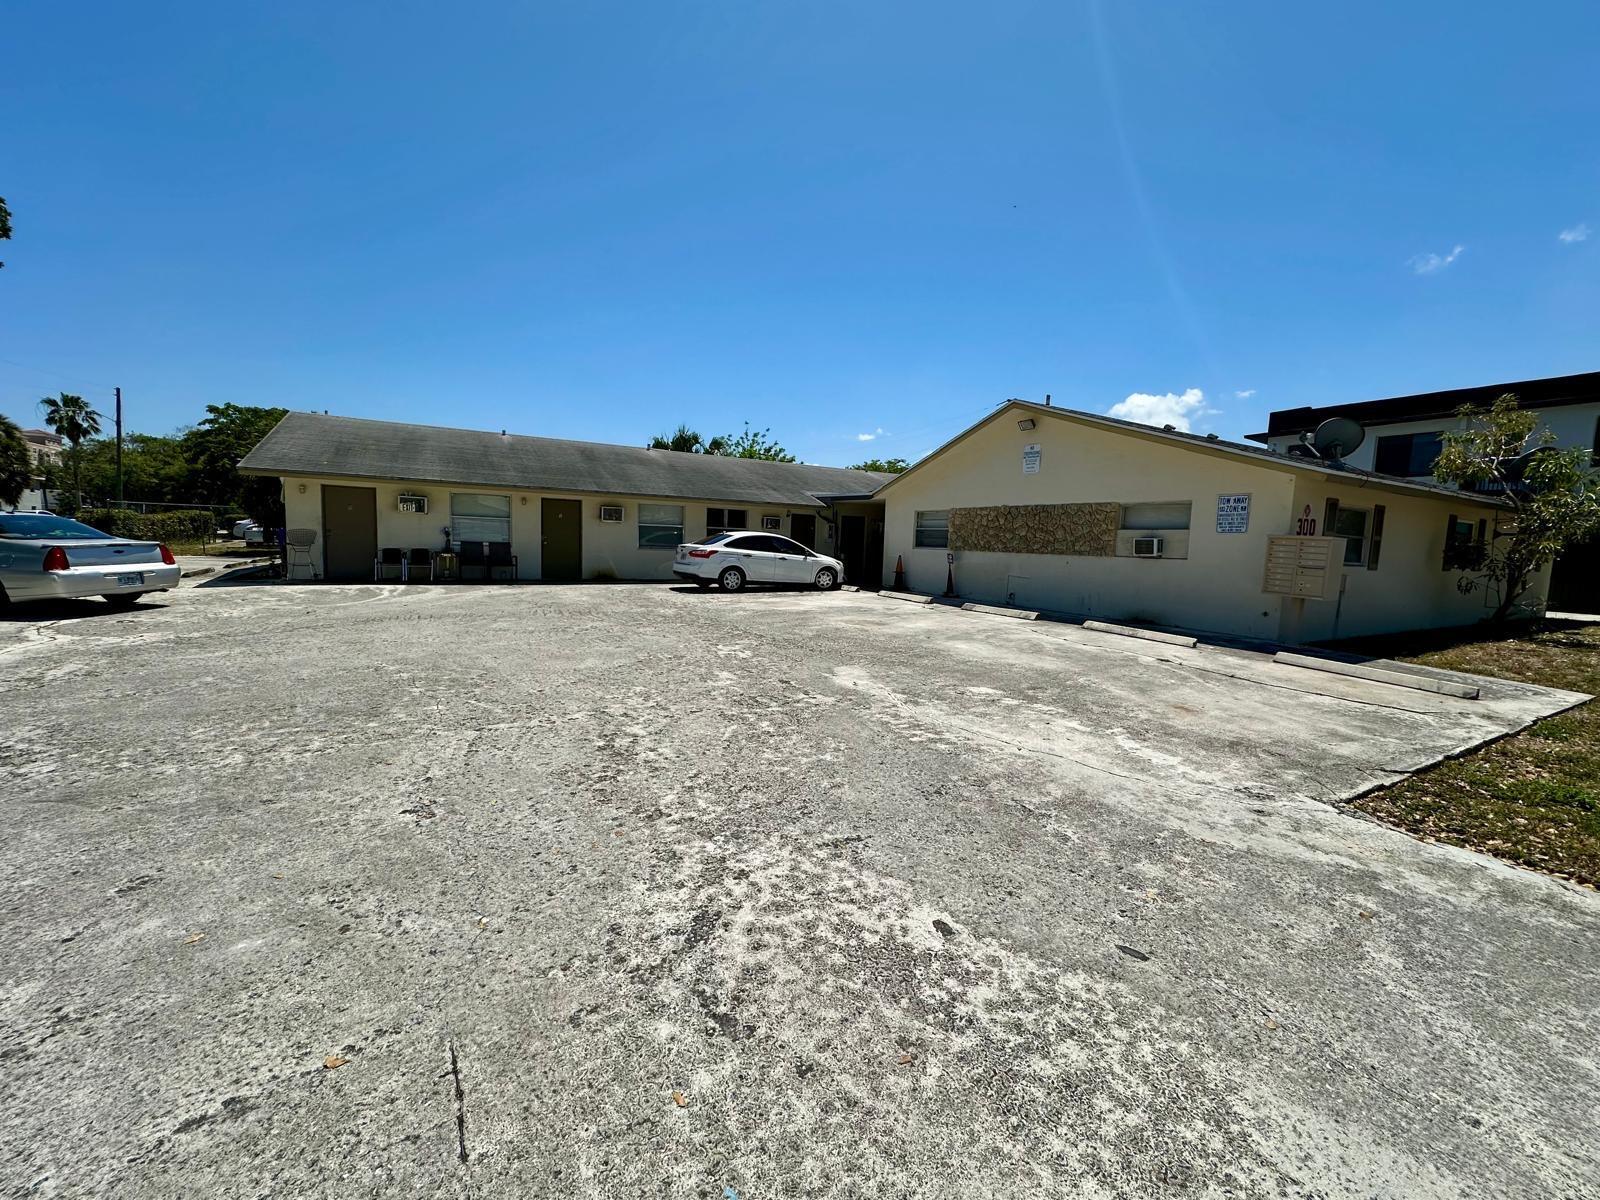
[1432,394,1600,622]
[650,424,708,453]
[39,393,102,510]
[648,424,734,455]
[75,431,195,505]
[849,456,910,473]
[1,415,31,507]
[180,403,289,522]
[718,422,796,462]
[648,421,793,460]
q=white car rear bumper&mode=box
[672,561,719,581]
[12,563,181,601]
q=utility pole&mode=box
[114,387,123,506]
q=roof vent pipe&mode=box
[1045,394,1051,406]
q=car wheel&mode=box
[104,592,145,609]
[718,566,746,593]
[813,567,838,591]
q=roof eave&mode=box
[238,463,833,508]
[874,399,1507,508]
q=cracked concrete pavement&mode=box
[1,581,1596,1198]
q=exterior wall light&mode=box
[297,483,307,494]
[1017,418,1036,431]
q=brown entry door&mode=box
[790,514,816,550]
[541,498,582,581]
[322,485,377,581]
[838,514,866,587]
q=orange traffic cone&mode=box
[892,554,907,591]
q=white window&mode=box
[914,510,949,548]
[1331,506,1369,566]
[639,503,684,549]
[450,493,511,544]
[706,507,748,537]
[1120,502,1192,530]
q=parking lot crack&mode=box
[447,1039,469,1166]
[941,716,1410,807]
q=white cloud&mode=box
[855,427,885,442]
[1409,244,1465,274]
[1106,387,1208,432]
[1235,389,1255,399]
[1559,223,1591,244]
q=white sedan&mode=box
[0,512,182,608]
[673,532,843,592]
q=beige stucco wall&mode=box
[1277,475,1542,642]
[278,476,832,581]
[879,405,1545,642]
[879,407,1300,640]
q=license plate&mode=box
[116,573,143,587]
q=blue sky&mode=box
[3,1,1596,465]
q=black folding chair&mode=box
[374,547,405,581]
[406,548,433,581]
[487,542,519,581]
[459,541,489,581]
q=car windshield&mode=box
[0,514,113,540]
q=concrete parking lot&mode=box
[2,580,1597,1198]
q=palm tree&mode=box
[39,393,102,510]
[1,414,32,508]
[647,424,734,455]
[649,424,708,453]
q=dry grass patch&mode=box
[1331,620,1600,887]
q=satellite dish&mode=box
[1312,417,1366,462]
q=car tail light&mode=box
[159,544,176,565]
[687,548,717,558]
[43,546,69,572]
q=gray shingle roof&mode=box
[238,412,894,507]
[1060,402,1499,502]
[875,400,1507,506]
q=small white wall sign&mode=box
[1216,493,1250,533]
[1022,443,1041,474]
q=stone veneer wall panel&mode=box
[948,503,1119,556]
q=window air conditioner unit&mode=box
[1133,536,1165,558]
[761,515,781,530]
[397,493,429,514]
[599,505,625,523]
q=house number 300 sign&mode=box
[1295,504,1318,536]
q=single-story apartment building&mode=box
[240,402,1541,643]
[237,413,892,584]
[876,400,1535,643]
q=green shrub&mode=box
[79,508,215,544]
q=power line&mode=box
[0,354,118,393]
